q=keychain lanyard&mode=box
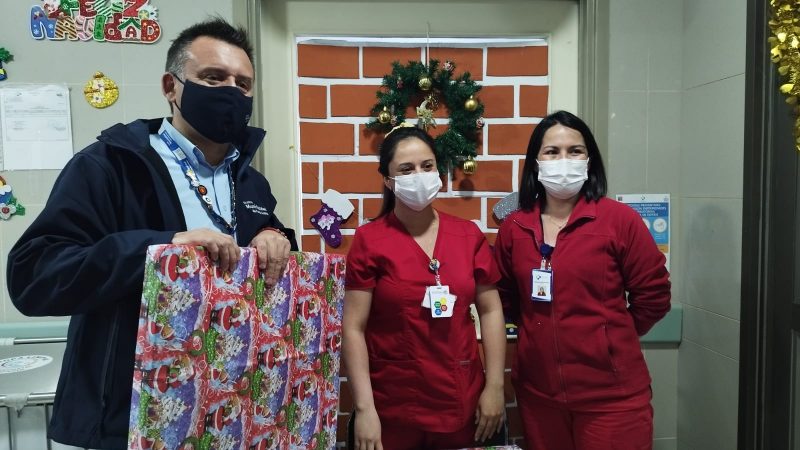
[540,244,554,270]
[159,130,237,235]
[429,258,442,286]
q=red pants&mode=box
[518,400,653,450]
[379,419,477,450]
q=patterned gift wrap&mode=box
[128,246,345,450]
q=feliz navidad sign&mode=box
[30,0,161,44]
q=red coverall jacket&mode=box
[494,196,671,411]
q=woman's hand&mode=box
[474,383,505,442]
[354,407,383,450]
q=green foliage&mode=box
[365,59,484,174]
[0,48,14,64]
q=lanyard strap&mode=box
[429,258,442,286]
[540,243,554,270]
[159,130,237,235]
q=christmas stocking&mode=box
[310,189,354,248]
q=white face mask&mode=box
[537,158,589,200]
[390,172,442,211]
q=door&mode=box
[740,1,800,448]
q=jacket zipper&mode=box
[99,307,121,426]
[513,218,569,403]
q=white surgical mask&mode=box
[537,158,589,200]
[390,172,442,211]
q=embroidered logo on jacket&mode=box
[242,200,270,216]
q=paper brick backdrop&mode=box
[297,38,549,260]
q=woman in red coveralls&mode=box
[494,111,671,450]
[343,125,507,450]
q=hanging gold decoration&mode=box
[462,156,477,175]
[418,76,433,91]
[464,95,478,112]
[83,72,119,109]
[378,105,392,124]
[416,95,438,131]
[769,0,800,151]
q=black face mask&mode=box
[172,75,253,144]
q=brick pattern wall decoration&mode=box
[296,37,549,448]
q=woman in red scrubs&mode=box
[494,111,671,450]
[343,125,506,450]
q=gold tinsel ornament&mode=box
[378,106,392,124]
[464,95,478,112]
[418,76,433,91]
[84,72,119,109]
[462,156,477,175]
[768,0,800,151]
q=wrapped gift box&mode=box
[128,246,345,450]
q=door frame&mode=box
[740,0,800,448]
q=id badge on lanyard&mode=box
[531,243,554,302]
[421,258,457,317]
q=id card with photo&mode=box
[531,269,552,302]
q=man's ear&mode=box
[162,73,177,102]
[383,176,393,191]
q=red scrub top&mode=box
[346,211,501,432]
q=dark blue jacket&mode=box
[6,118,297,449]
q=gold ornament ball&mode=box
[462,157,477,175]
[84,71,119,109]
[378,106,392,124]
[464,95,478,112]
[418,76,433,91]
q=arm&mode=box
[7,154,176,316]
[620,209,672,335]
[493,224,520,325]
[473,284,506,442]
[342,288,383,450]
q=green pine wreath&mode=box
[366,59,485,175]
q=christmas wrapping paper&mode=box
[128,246,345,450]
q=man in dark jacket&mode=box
[6,19,297,449]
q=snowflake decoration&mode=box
[267,284,288,308]
[0,203,16,220]
[138,3,158,20]
[317,214,336,230]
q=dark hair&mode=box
[519,110,607,210]
[165,18,254,77]
[375,127,438,218]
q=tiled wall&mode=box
[295,40,549,255]
[296,39,550,447]
[607,0,746,449]
[676,0,745,448]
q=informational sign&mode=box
[616,193,670,270]
[0,84,73,170]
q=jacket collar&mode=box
[96,118,267,178]
[512,196,600,242]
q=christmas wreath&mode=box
[366,59,484,175]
